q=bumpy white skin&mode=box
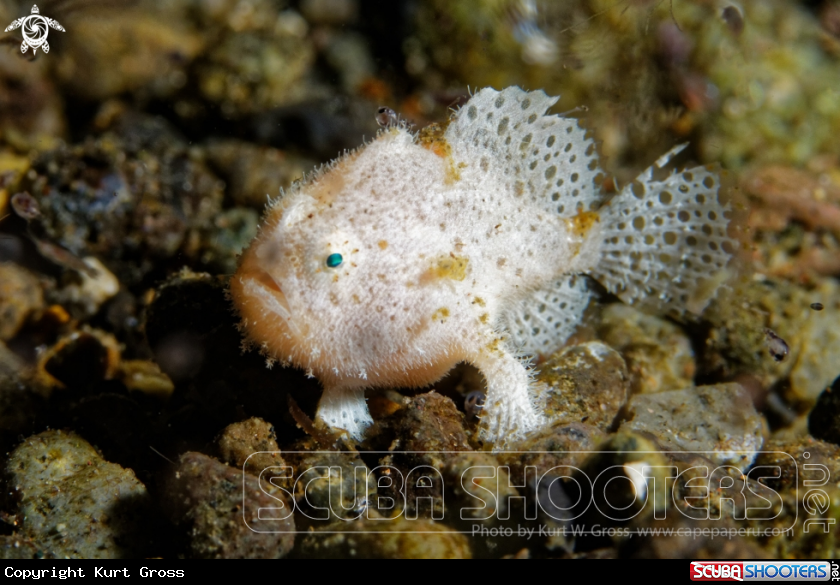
[231,87,733,447]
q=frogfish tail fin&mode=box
[591,144,736,314]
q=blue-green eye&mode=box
[326,253,343,268]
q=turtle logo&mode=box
[4,5,65,55]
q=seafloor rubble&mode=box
[0,0,839,559]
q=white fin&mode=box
[592,145,735,313]
[446,86,604,216]
[472,345,545,448]
[316,386,373,440]
[501,274,590,357]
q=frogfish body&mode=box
[230,87,734,447]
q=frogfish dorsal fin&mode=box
[445,86,604,217]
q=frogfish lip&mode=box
[250,269,293,322]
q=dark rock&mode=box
[285,448,375,523]
[17,114,224,287]
[368,392,518,529]
[166,452,295,559]
[808,378,840,445]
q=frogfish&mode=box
[230,86,734,447]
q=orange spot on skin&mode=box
[417,123,449,156]
[416,122,462,183]
[420,253,469,284]
[566,209,600,238]
[431,307,450,322]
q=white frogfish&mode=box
[230,86,734,447]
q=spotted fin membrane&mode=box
[501,275,590,356]
[593,144,735,313]
[446,86,604,216]
[447,87,604,356]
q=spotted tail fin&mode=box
[591,145,736,314]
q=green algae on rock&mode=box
[217,417,286,476]
[701,278,802,391]
[191,1,315,116]
[0,536,42,560]
[536,341,630,431]
[297,517,471,559]
[412,0,840,172]
[702,277,840,407]
[5,430,150,559]
[788,280,840,405]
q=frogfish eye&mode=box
[326,253,343,268]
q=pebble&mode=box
[287,449,376,522]
[596,303,695,394]
[790,281,840,403]
[370,392,518,524]
[497,421,605,479]
[36,327,121,391]
[55,257,120,317]
[166,452,295,559]
[751,439,840,558]
[537,341,630,431]
[5,430,150,558]
[217,417,286,476]
[619,383,765,471]
[0,263,43,340]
